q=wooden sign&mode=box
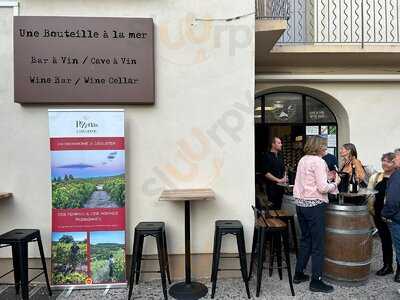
[14,16,154,104]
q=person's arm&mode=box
[266,172,283,183]
[354,159,366,182]
[263,154,283,183]
[314,159,337,194]
[382,172,400,219]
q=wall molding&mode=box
[0,1,19,15]
[256,74,400,82]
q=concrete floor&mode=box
[1,239,400,299]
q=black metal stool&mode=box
[211,220,251,299]
[128,222,171,300]
[0,229,52,300]
[248,207,295,297]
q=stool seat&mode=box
[269,210,291,217]
[264,218,287,228]
[256,217,286,228]
[215,220,242,229]
[136,222,165,231]
[0,229,39,243]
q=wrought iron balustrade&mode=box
[274,0,400,44]
[256,0,291,20]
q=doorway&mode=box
[255,92,339,187]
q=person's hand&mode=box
[334,172,341,185]
[277,177,286,184]
[328,171,336,181]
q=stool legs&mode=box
[211,227,219,282]
[18,242,29,300]
[156,235,168,300]
[237,228,251,299]
[1,230,52,299]
[275,234,283,280]
[269,231,287,279]
[37,234,52,296]
[248,227,258,280]
[129,227,171,300]
[162,230,172,284]
[269,234,274,277]
[212,226,250,299]
[278,216,299,257]
[249,223,296,297]
[282,228,295,296]
[128,233,140,300]
[211,229,222,299]
[11,245,20,295]
[135,235,145,284]
[256,227,266,297]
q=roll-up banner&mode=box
[48,109,126,287]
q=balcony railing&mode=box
[256,0,291,20]
[276,0,400,44]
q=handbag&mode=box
[337,171,349,193]
[367,172,383,216]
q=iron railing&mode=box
[278,0,400,44]
[256,0,291,20]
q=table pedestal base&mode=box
[169,282,208,300]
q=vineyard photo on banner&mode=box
[49,109,126,286]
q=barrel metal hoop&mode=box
[326,210,368,217]
[328,204,368,212]
[325,227,374,235]
[325,257,371,267]
[324,274,369,284]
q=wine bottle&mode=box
[349,165,358,193]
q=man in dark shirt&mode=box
[263,137,286,209]
[323,152,339,202]
[322,152,338,171]
[382,148,400,282]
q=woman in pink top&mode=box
[292,136,341,293]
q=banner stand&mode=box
[49,109,127,289]
[50,283,127,291]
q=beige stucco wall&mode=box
[0,0,255,258]
[256,81,400,171]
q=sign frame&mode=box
[14,16,154,104]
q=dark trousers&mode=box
[266,184,284,210]
[374,214,393,266]
[388,222,400,266]
[295,203,327,279]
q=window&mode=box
[264,93,303,124]
[255,92,339,169]
[255,97,262,124]
[306,97,336,123]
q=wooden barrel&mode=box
[324,203,375,284]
